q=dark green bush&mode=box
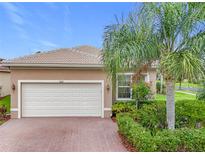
[132,100,166,134]
[155,130,181,151]
[112,100,155,116]
[112,101,136,116]
[197,82,205,100]
[117,114,156,151]
[137,100,155,109]
[131,100,205,133]
[175,128,205,151]
[155,128,205,152]
[175,100,205,128]
[116,100,205,151]
[117,113,205,152]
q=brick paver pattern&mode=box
[0,117,127,152]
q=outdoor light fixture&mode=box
[106,84,110,90]
[11,83,15,91]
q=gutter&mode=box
[2,63,104,68]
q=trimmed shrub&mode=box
[132,100,166,134]
[117,114,156,151]
[197,82,205,100]
[112,100,155,116]
[112,101,136,116]
[155,128,205,152]
[175,100,205,128]
[117,113,205,152]
[175,128,205,151]
[131,100,205,132]
[155,130,181,151]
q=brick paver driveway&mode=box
[0,118,127,152]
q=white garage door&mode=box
[21,83,102,117]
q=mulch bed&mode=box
[0,114,10,124]
[118,132,137,152]
[111,116,116,122]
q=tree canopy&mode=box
[103,3,205,82]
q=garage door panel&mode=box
[22,101,101,106]
[23,106,100,109]
[23,109,100,117]
[21,83,102,117]
[23,96,101,101]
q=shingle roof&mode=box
[3,46,103,66]
[0,59,10,72]
[0,66,10,72]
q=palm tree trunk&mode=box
[179,81,182,90]
[166,80,175,130]
[160,74,163,94]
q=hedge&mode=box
[129,100,205,133]
[112,101,136,116]
[112,100,155,116]
[175,100,205,128]
[117,114,155,151]
[117,113,205,152]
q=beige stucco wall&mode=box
[10,68,112,118]
[0,72,10,97]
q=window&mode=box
[117,74,132,99]
[116,73,150,100]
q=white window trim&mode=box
[116,73,134,101]
[141,72,150,83]
[116,72,150,100]
[18,80,104,119]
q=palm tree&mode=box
[103,3,205,129]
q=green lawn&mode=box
[0,95,11,113]
[157,80,203,89]
[176,90,197,94]
[156,91,196,101]
[175,82,203,89]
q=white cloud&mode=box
[1,3,19,13]
[63,5,71,33]
[9,13,24,25]
[2,3,24,25]
[14,26,29,39]
[39,40,58,48]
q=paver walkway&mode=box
[0,118,127,152]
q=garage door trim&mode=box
[18,80,104,118]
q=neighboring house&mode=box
[0,58,10,97]
[3,45,156,119]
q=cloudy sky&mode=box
[0,2,139,59]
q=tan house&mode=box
[0,58,10,97]
[3,46,156,119]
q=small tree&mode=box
[132,81,151,109]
